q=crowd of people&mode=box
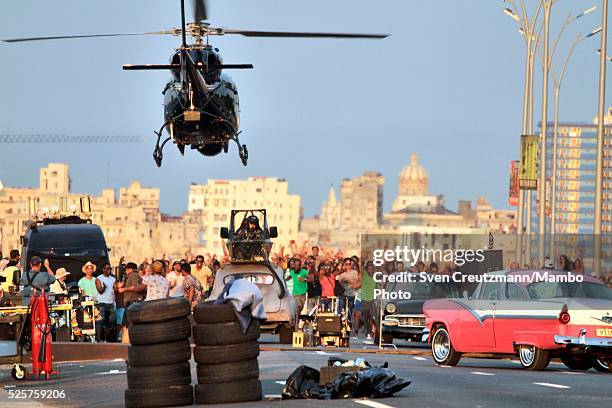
[1,243,611,345]
[0,249,222,343]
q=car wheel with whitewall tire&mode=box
[124,385,193,408]
[128,317,191,345]
[518,344,550,371]
[560,355,594,371]
[431,326,462,366]
[592,358,610,373]
[126,297,191,324]
[127,362,191,389]
[194,341,259,365]
[195,379,262,404]
[197,359,260,383]
[127,339,191,367]
[193,301,237,324]
[193,319,260,346]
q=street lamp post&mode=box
[594,0,608,277]
[504,0,544,266]
[538,0,553,269]
[549,21,600,260]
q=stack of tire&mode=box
[192,302,262,404]
[124,298,194,408]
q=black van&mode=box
[20,221,110,283]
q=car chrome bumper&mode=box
[554,329,612,348]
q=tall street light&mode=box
[538,0,553,268]
[504,0,544,266]
[550,27,602,259]
[594,0,608,277]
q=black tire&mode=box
[431,326,462,366]
[197,359,259,383]
[195,379,262,404]
[194,341,259,365]
[193,320,259,346]
[560,355,594,371]
[127,362,192,389]
[193,301,237,324]
[593,358,610,373]
[128,339,191,367]
[518,344,550,371]
[124,385,193,408]
[126,298,191,324]
[278,324,293,344]
[129,317,191,345]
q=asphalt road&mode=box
[0,342,609,408]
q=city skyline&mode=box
[0,154,510,219]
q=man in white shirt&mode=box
[95,263,116,342]
[167,261,185,298]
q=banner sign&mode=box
[509,160,519,206]
[519,135,538,190]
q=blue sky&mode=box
[0,0,609,216]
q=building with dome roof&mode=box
[398,153,429,196]
[392,153,445,213]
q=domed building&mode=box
[392,153,444,213]
[398,153,429,196]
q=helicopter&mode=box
[2,1,388,167]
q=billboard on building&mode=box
[519,135,538,190]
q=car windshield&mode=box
[387,280,455,299]
[29,229,106,251]
[526,281,612,300]
[223,273,274,286]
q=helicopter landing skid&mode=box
[232,131,248,166]
[153,122,173,167]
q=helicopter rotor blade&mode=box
[217,29,389,39]
[123,63,253,70]
[193,0,208,22]
[1,31,172,43]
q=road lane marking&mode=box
[471,371,495,376]
[306,351,341,356]
[412,356,427,361]
[355,399,397,408]
[533,382,570,389]
[558,371,584,375]
[275,381,286,385]
[96,369,126,375]
[264,394,282,399]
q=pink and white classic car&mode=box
[424,270,612,371]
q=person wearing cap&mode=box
[49,267,70,295]
[167,260,185,298]
[20,256,56,305]
[78,262,98,299]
